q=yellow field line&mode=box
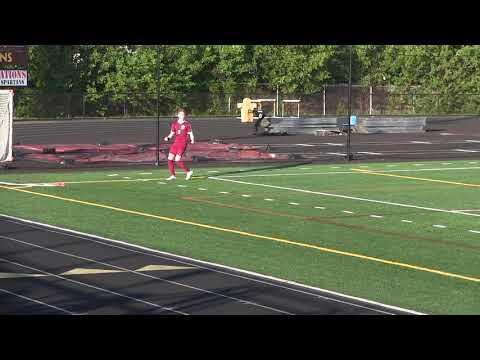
[352,168,480,188]
[1,184,479,284]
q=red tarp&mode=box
[14,142,288,164]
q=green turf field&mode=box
[1,159,479,314]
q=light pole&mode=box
[155,45,160,166]
[346,45,353,162]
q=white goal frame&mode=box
[0,89,13,163]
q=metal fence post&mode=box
[82,94,86,117]
[369,86,373,115]
[323,85,326,115]
[155,46,160,167]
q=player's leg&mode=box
[174,149,193,180]
[166,151,176,180]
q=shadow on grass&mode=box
[203,160,313,178]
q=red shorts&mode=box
[169,142,188,157]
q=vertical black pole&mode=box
[346,45,353,162]
[155,45,160,166]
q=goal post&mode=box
[0,89,13,163]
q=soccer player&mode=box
[164,108,194,180]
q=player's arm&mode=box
[164,129,175,142]
[188,131,194,144]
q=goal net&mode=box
[0,89,13,163]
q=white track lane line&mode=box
[0,254,185,315]
[0,235,291,315]
[455,149,479,153]
[209,177,480,218]
[0,215,418,315]
[0,287,79,315]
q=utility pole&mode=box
[155,45,160,166]
[346,45,353,162]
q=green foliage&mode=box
[15,45,480,117]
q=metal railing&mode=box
[11,85,480,119]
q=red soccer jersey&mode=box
[170,120,192,144]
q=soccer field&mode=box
[1,159,479,314]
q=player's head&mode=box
[176,107,187,122]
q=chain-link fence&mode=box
[12,85,480,119]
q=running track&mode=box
[0,215,418,315]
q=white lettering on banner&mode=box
[0,70,28,86]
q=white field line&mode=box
[357,152,383,155]
[433,225,447,229]
[3,166,480,189]
[208,177,480,218]
[216,166,480,178]
[369,215,384,219]
[401,220,413,223]
[468,230,480,234]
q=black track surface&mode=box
[0,216,415,315]
[9,116,480,170]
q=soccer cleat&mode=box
[166,175,176,181]
[186,170,194,180]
